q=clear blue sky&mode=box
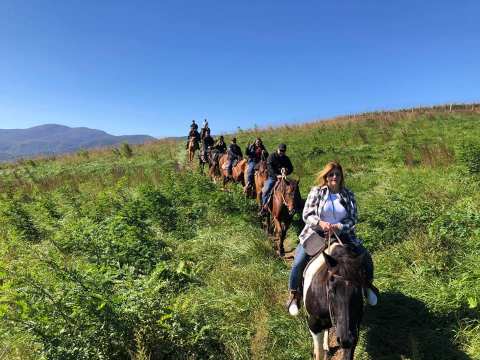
[1,0,479,137]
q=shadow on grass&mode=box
[363,291,470,360]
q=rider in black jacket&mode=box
[245,138,268,190]
[227,137,243,177]
[186,126,200,150]
[259,144,293,215]
[201,129,215,162]
[213,136,227,153]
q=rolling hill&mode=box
[0,124,155,160]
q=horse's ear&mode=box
[323,251,338,269]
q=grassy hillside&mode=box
[1,107,479,359]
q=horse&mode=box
[218,154,247,188]
[254,160,268,206]
[303,242,367,360]
[187,137,198,163]
[207,149,223,183]
[198,146,210,174]
[267,172,302,256]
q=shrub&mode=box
[121,143,134,158]
[458,141,480,174]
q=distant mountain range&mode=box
[0,124,156,161]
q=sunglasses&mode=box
[327,171,342,178]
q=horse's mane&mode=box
[322,245,367,285]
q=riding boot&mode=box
[257,205,268,217]
[286,290,299,316]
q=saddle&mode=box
[221,158,239,170]
[302,236,365,294]
[264,180,282,210]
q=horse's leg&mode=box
[309,329,326,360]
[341,339,356,360]
[323,329,330,359]
[342,348,354,360]
[273,217,282,255]
[279,221,288,257]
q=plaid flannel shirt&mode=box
[299,185,358,244]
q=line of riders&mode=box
[186,120,379,319]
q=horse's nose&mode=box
[337,337,353,349]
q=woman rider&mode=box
[286,161,378,315]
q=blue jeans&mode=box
[289,244,310,291]
[261,176,276,206]
[246,160,256,185]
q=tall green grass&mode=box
[1,108,479,359]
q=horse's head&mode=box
[278,178,301,216]
[323,246,366,349]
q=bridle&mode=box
[275,168,297,210]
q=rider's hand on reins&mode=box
[319,220,332,233]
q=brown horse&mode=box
[187,137,198,163]
[207,149,223,183]
[218,154,247,188]
[268,175,302,256]
[254,160,268,205]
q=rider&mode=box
[258,144,293,215]
[200,119,210,141]
[226,137,243,178]
[286,161,378,316]
[212,135,227,153]
[186,121,200,149]
[201,129,215,161]
[191,120,198,131]
[245,137,268,191]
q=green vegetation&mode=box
[1,107,479,359]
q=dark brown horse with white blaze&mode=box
[268,174,302,256]
[304,243,367,360]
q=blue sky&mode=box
[1,0,479,137]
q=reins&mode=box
[273,169,291,209]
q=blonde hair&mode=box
[315,161,345,188]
